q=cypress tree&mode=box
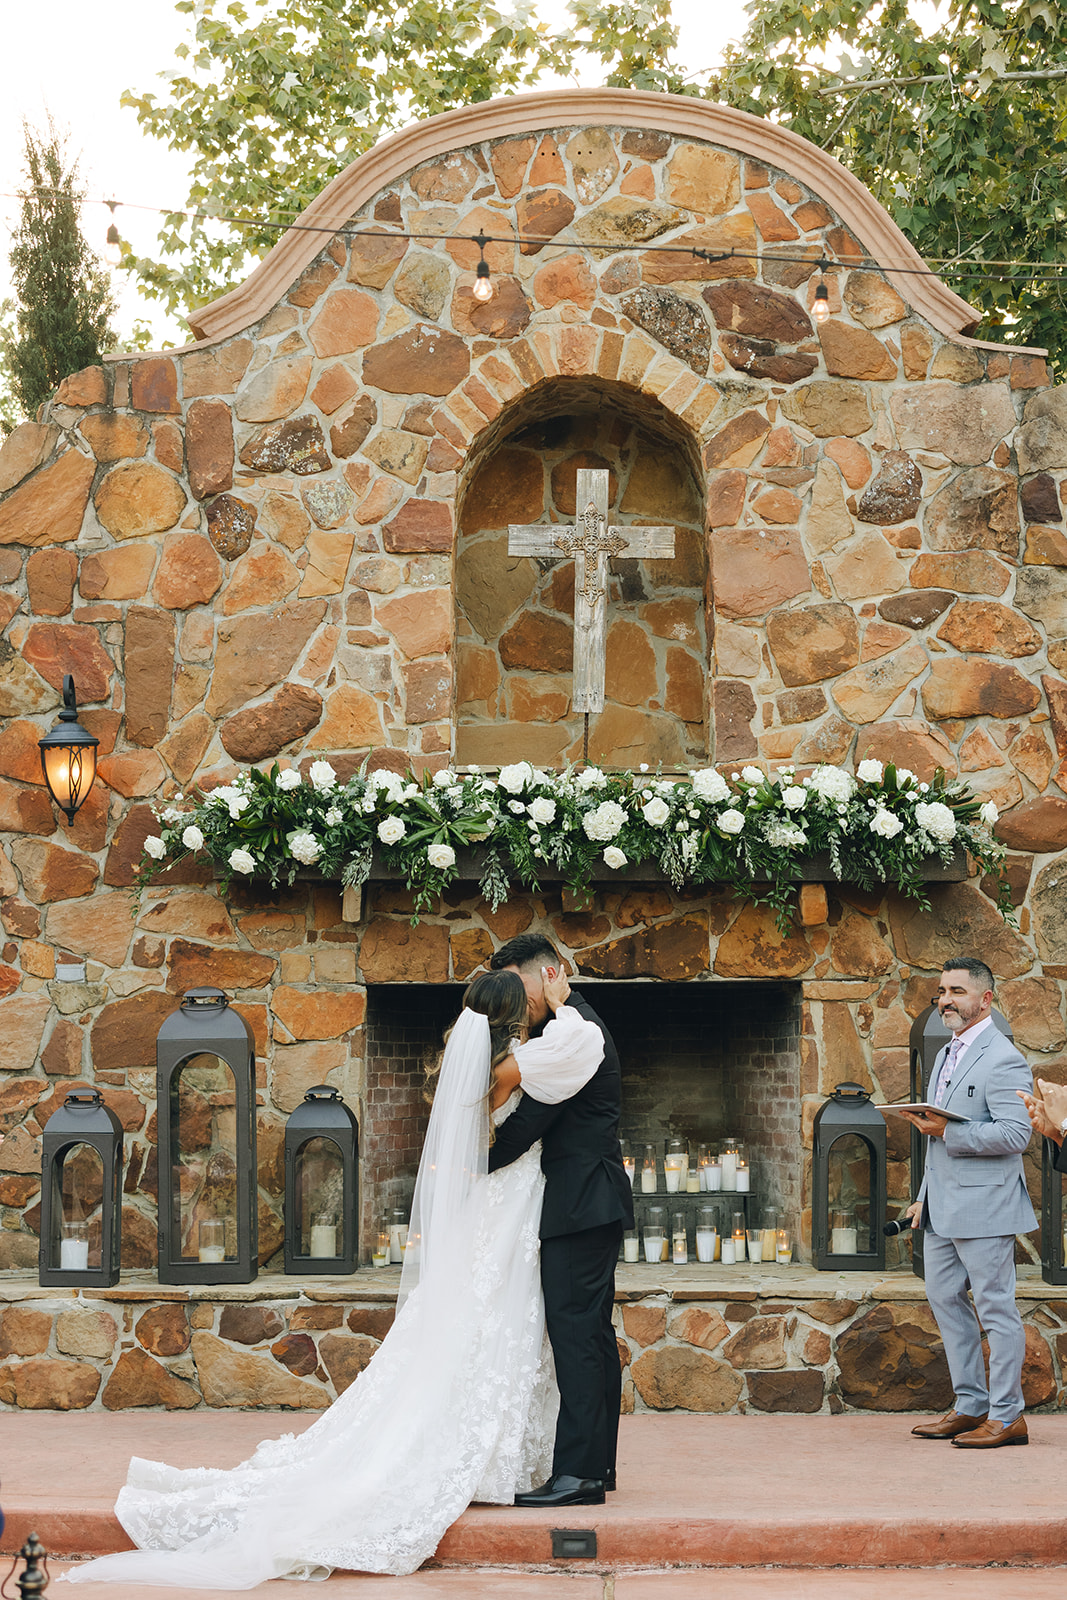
[5,121,116,421]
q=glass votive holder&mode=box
[776,1227,793,1265]
[372,1230,390,1267]
[623,1227,640,1263]
[831,1208,858,1255]
[621,1140,636,1189]
[760,1207,778,1262]
[671,1212,688,1265]
[60,1219,89,1271]
[198,1218,226,1264]
[665,1138,685,1193]
[641,1144,658,1193]
[720,1231,736,1264]
[695,1205,717,1264]
[746,1227,763,1264]
[643,1227,665,1264]
[310,1213,339,1258]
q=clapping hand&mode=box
[1019,1081,1067,1143]
[541,965,571,1015]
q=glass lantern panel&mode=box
[56,1142,105,1270]
[825,1132,873,1255]
[295,1137,345,1257]
[1059,1167,1067,1273]
[170,1053,239,1262]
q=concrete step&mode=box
[7,1413,1067,1575]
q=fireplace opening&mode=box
[362,981,804,1261]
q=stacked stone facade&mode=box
[1,89,1067,1409]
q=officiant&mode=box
[900,957,1035,1450]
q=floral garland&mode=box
[140,757,1010,930]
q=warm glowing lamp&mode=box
[38,676,98,824]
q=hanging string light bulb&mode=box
[812,260,831,324]
[104,200,123,268]
[471,232,494,303]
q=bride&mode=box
[65,967,603,1587]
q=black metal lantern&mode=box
[812,1081,888,1272]
[38,675,99,823]
[1040,1137,1067,1285]
[284,1085,359,1274]
[908,1002,1013,1279]
[156,987,257,1284]
[39,1089,122,1287]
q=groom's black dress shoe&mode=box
[606,1469,616,1492]
[514,1475,606,1507]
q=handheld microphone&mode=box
[883,1217,914,1236]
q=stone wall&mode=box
[1,91,1067,1282]
[1,1270,1063,1415]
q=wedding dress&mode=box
[65,1005,603,1586]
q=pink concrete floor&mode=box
[7,1413,1067,1581]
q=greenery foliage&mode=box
[5,122,116,422]
[139,757,1009,930]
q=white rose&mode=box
[895,768,916,785]
[740,766,765,786]
[427,843,456,869]
[642,797,670,827]
[508,799,526,815]
[144,835,167,860]
[603,846,628,869]
[529,797,557,825]
[857,759,884,783]
[228,848,256,874]
[288,831,321,865]
[181,825,205,851]
[979,800,1000,826]
[869,807,904,839]
[914,801,957,844]
[717,809,746,835]
[324,808,343,827]
[498,762,534,794]
[690,768,730,804]
[432,769,455,788]
[582,800,627,841]
[308,759,337,793]
[377,817,406,845]
[275,769,301,790]
[574,766,607,791]
[781,785,807,811]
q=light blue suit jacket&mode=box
[917,1024,1036,1239]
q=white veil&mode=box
[398,1005,491,1309]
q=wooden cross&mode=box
[508,468,675,716]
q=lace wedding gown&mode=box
[65,1006,602,1587]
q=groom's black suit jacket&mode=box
[488,993,635,1239]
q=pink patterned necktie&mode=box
[934,1036,964,1107]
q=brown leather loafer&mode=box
[911,1410,988,1440]
[953,1416,1028,1449]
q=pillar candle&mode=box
[60,1238,89,1270]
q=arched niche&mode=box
[454,376,707,770]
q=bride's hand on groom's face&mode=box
[542,966,571,1014]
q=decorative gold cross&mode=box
[508,468,675,714]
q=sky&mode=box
[0,0,755,352]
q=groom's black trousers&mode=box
[541,1220,624,1481]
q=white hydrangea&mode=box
[641,797,670,827]
[807,766,856,804]
[144,835,167,860]
[324,808,343,827]
[979,800,1000,826]
[181,825,205,851]
[529,796,557,825]
[764,820,807,849]
[308,759,337,792]
[914,801,957,843]
[717,809,746,835]
[690,768,731,804]
[427,842,456,869]
[208,785,235,807]
[498,762,535,794]
[857,759,884,783]
[603,846,628,869]
[740,766,765,787]
[781,785,807,811]
[161,806,184,823]
[288,831,321,865]
[869,807,904,839]
[275,769,302,791]
[370,770,405,797]
[377,817,406,845]
[574,766,608,791]
[583,800,627,841]
[229,848,256,874]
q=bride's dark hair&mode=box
[424,970,528,1109]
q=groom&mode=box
[488,933,634,1508]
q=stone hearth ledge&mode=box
[0,1264,1061,1302]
